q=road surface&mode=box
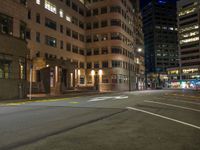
[0,90,200,150]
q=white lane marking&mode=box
[144,100,200,113]
[88,95,128,102]
[156,97,200,105]
[126,107,200,130]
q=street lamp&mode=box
[137,48,142,52]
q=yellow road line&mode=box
[0,98,71,106]
[69,101,79,104]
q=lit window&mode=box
[179,7,196,17]
[66,15,71,22]
[59,9,63,18]
[180,37,199,44]
[155,26,161,29]
[45,0,57,14]
[183,68,198,74]
[79,0,84,4]
[181,31,199,38]
[162,26,167,30]
[136,58,140,64]
[36,0,40,5]
[179,25,199,33]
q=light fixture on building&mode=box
[137,48,142,52]
[91,70,95,76]
[46,64,50,67]
[78,69,81,76]
[98,69,103,75]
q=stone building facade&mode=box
[26,0,145,94]
[0,0,29,99]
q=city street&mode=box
[0,90,200,150]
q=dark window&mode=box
[93,34,100,42]
[93,22,99,29]
[79,34,84,42]
[20,0,27,5]
[93,8,99,16]
[45,36,57,47]
[26,29,31,40]
[79,21,84,29]
[20,21,26,40]
[65,0,71,6]
[111,33,121,40]
[87,49,92,56]
[112,60,121,68]
[80,62,84,68]
[180,19,198,26]
[94,48,99,55]
[111,19,121,26]
[0,13,13,35]
[111,46,122,54]
[72,2,78,12]
[94,62,99,68]
[72,31,78,39]
[36,32,40,42]
[60,25,63,33]
[72,45,78,53]
[86,23,92,29]
[86,35,92,43]
[72,17,78,25]
[110,6,121,13]
[60,41,63,49]
[102,61,108,68]
[79,8,84,16]
[45,18,57,30]
[101,7,107,14]
[79,49,85,55]
[66,28,71,36]
[86,10,91,17]
[66,43,71,51]
[102,47,108,54]
[87,62,92,69]
[28,10,31,19]
[36,13,40,23]
[101,20,108,27]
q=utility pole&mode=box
[129,55,131,91]
[29,64,33,100]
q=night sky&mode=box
[140,0,178,8]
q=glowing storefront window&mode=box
[180,37,199,44]
[182,68,199,74]
[45,0,57,14]
[168,70,179,75]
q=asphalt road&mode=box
[0,90,200,150]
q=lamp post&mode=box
[29,64,33,100]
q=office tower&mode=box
[142,0,178,74]
[167,0,200,89]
